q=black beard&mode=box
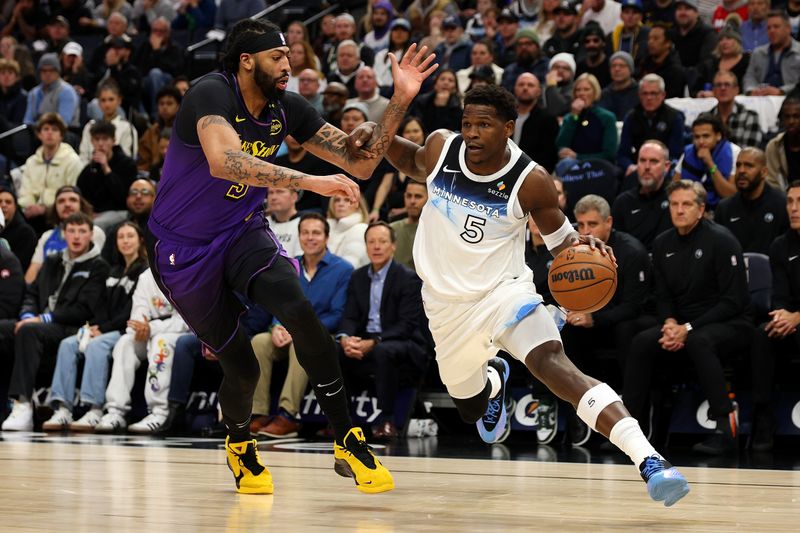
[253,63,285,100]
[738,176,762,194]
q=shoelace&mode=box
[640,456,664,481]
[483,397,502,424]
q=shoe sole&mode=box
[226,458,274,494]
[333,458,395,494]
[647,473,690,507]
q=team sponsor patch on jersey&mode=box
[731,255,737,266]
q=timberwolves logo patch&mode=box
[694,249,703,259]
[764,212,774,223]
[270,119,283,135]
[661,200,669,210]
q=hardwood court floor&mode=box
[1,438,798,532]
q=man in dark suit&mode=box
[513,73,559,173]
[337,222,428,439]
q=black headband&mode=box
[238,31,288,54]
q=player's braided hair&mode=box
[221,19,283,73]
[463,84,518,123]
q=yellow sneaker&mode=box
[333,427,395,494]
[225,437,274,494]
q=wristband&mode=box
[708,164,717,175]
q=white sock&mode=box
[609,417,662,468]
[486,366,502,399]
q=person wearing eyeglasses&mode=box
[101,179,156,266]
[706,70,762,149]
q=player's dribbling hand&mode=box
[309,173,360,204]
[574,234,617,267]
[389,43,439,103]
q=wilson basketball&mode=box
[548,245,617,313]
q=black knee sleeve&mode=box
[452,381,492,424]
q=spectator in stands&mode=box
[389,181,427,271]
[346,67,389,122]
[321,81,349,129]
[101,179,155,265]
[544,52,576,116]
[514,72,559,172]
[561,194,651,442]
[130,0,176,33]
[670,0,718,77]
[715,147,788,253]
[134,16,184,119]
[555,73,618,168]
[0,57,27,169]
[643,0,676,28]
[1,0,46,42]
[291,68,323,114]
[0,186,35,269]
[744,10,800,95]
[465,0,494,41]
[88,0,133,32]
[543,1,582,57]
[692,29,750,97]
[327,40,364,98]
[36,15,71,60]
[597,51,639,120]
[1,36,37,90]
[0,212,24,318]
[337,222,427,439]
[171,0,216,32]
[766,96,800,190]
[609,0,650,68]
[79,80,138,163]
[249,213,354,437]
[18,113,82,232]
[0,212,109,431]
[749,180,800,451]
[612,139,673,250]
[59,41,89,98]
[25,185,105,283]
[275,135,337,215]
[138,85,180,171]
[52,0,93,36]
[287,41,322,94]
[214,0,265,31]
[434,15,474,72]
[674,113,740,209]
[576,23,611,87]
[406,0,459,35]
[494,8,521,68]
[172,75,189,96]
[637,24,687,98]
[410,68,463,134]
[364,1,394,53]
[371,117,427,223]
[324,14,375,74]
[705,70,762,149]
[788,0,800,35]
[740,0,769,52]
[712,0,750,32]
[312,13,337,61]
[93,37,142,117]
[41,221,148,431]
[327,194,369,269]
[23,53,80,128]
[92,267,188,433]
[374,18,413,90]
[76,121,138,233]
[624,180,752,455]
[518,0,557,43]
[617,74,685,173]
[87,13,133,78]
[580,0,622,34]
[266,187,301,258]
[456,39,504,94]
[501,28,549,90]
[286,20,310,47]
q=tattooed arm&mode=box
[197,115,359,202]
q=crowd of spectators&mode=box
[0,0,799,455]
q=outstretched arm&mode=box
[302,43,438,178]
[198,115,359,202]
[384,129,451,182]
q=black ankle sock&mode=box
[226,418,252,444]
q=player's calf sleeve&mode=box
[577,383,659,465]
[214,331,261,442]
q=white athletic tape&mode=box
[542,217,575,251]
[576,383,620,430]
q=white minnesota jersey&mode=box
[414,134,537,301]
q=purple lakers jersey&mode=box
[149,72,325,243]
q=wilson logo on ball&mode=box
[550,268,597,284]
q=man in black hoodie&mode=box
[0,186,36,270]
[76,121,138,234]
[1,212,109,431]
[669,0,717,85]
[637,24,686,97]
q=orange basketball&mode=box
[548,244,617,313]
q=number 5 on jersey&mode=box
[461,215,486,244]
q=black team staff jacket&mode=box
[714,185,789,255]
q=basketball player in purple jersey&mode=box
[146,19,436,494]
[374,84,690,506]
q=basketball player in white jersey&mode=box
[376,84,689,507]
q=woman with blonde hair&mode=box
[555,73,618,171]
[327,194,370,268]
[287,40,323,93]
[693,28,750,97]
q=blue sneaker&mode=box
[477,357,510,444]
[639,455,690,507]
